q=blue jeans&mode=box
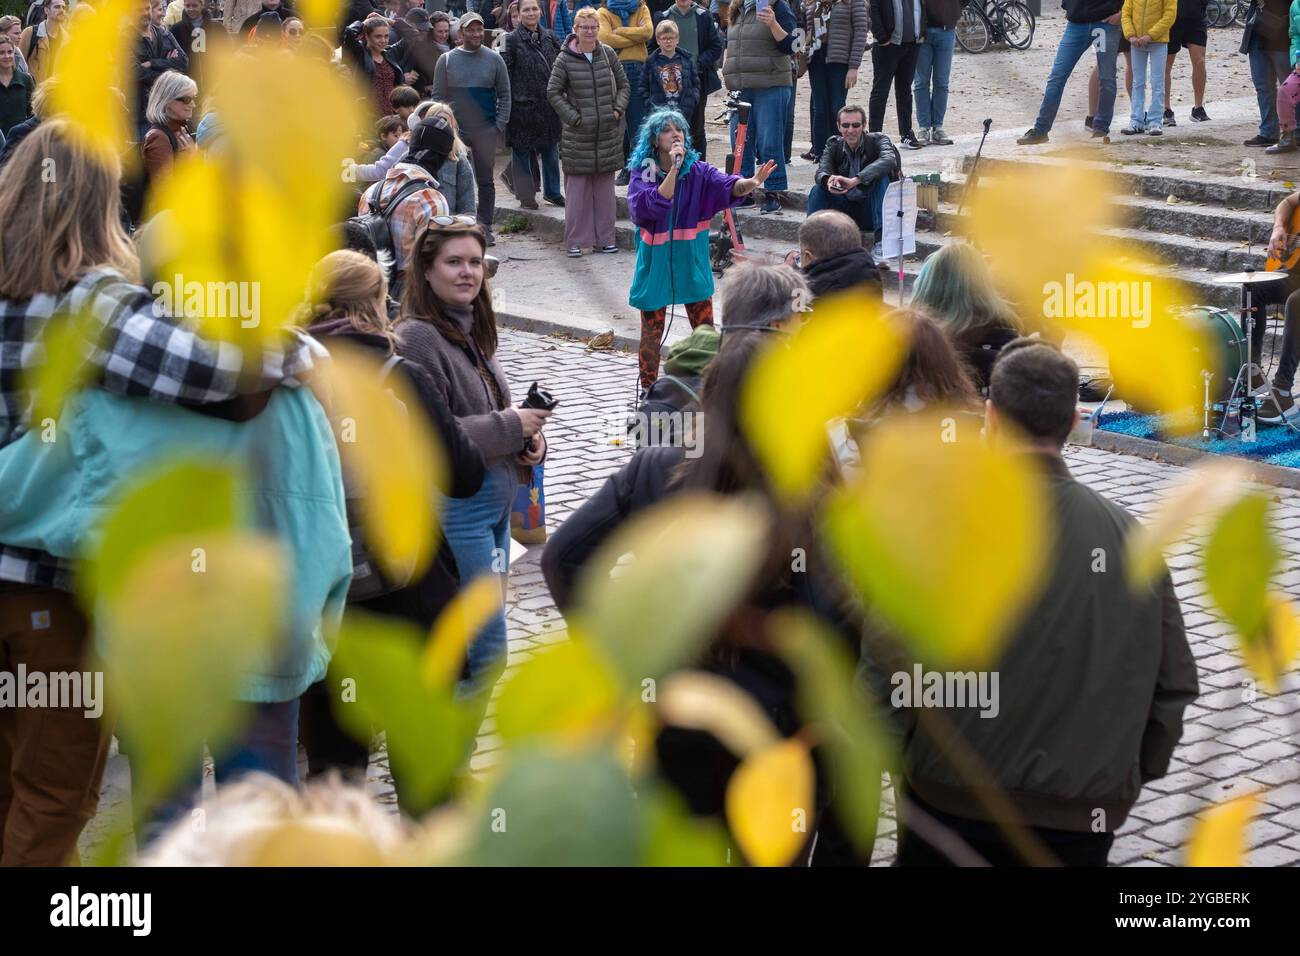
[806,177,889,232]
[730,85,791,192]
[1129,42,1167,131]
[913,26,955,129]
[441,465,515,688]
[511,143,562,202]
[133,699,301,847]
[622,59,647,159]
[808,55,849,156]
[1249,39,1292,139]
[1033,21,1120,135]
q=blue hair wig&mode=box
[627,107,700,182]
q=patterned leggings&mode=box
[638,300,714,390]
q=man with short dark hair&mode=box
[876,338,1198,867]
[797,209,881,301]
[809,104,899,238]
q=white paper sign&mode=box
[875,178,918,259]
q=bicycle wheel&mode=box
[956,5,991,53]
[1232,0,1249,24]
[998,1,1035,49]
[1205,0,1225,26]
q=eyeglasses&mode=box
[431,215,478,227]
[174,95,196,105]
[839,121,863,129]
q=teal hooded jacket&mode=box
[0,385,352,703]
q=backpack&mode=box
[346,176,434,265]
[334,352,417,602]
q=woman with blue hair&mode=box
[627,106,774,391]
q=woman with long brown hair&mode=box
[394,218,551,692]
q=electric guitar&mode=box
[1266,202,1300,272]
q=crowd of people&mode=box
[0,0,1259,869]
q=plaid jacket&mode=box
[360,163,451,280]
[0,268,317,590]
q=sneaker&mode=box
[930,127,954,145]
[1258,389,1298,424]
[1017,128,1048,145]
[1163,109,1175,127]
[484,229,496,247]
[1121,126,1143,135]
[1267,133,1298,154]
[1245,135,1279,147]
[1090,128,1109,139]
[1147,127,1163,136]
[1084,114,1094,131]
[544,194,566,207]
[600,244,618,254]
[1190,106,1210,123]
[520,198,539,210]
[567,247,581,257]
[615,169,630,187]
[917,127,932,145]
[900,134,923,149]
[800,149,819,161]
[760,194,782,214]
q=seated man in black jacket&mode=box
[807,104,900,238]
[798,209,883,302]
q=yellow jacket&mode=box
[1121,0,1177,44]
[597,6,653,63]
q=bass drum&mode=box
[1176,306,1247,402]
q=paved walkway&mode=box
[81,323,1300,867]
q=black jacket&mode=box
[170,15,228,93]
[541,446,857,861]
[815,132,901,194]
[1240,0,1290,54]
[342,20,407,80]
[1061,0,1122,24]
[0,69,34,139]
[307,319,486,631]
[652,3,724,95]
[388,20,441,97]
[135,24,189,119]
[803,246,882,301]
[868,0,928,44]
[0,113,37,169]
[861,452,1198,833]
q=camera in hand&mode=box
[520,382,558,454]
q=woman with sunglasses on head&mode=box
[141,70,197,190]
[395,216,551,693]
[626,106,774,393]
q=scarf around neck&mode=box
[608,0,640,25]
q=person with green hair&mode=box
[909,240,1023,391]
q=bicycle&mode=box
[956,0,1036,54]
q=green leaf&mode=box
[105,534,285,804]
[79,458,241,606]
[774,608,889,857]
[641,785,732,867]
[468,747,642,866]
[1205,494,1278,642]
[494,638,623,747]
[328,610,475,812]
[570,492,770,687]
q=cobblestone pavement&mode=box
[83,326,1300,865]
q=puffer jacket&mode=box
[1241,0,1291,54]
[546,34,631,176]
[1120,0,1177,42]
[1290,0,1300,65]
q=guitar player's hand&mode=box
[1269,224,1288,262]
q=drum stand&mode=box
[1216,280,1261,441]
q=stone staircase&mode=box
[493,152,1287,311]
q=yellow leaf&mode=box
[823,409,1051,668]
[1125,458,1250,590]
[1187,794,1256,867]
[494,638,624,747]
[314,342,445,584]
[296,0,344,28]
[1240,595,1300,694]
[1204,494,1277,642]
[725,739,815,867]
[50,0,137,167]
[570,492,770,685]
[421,575,503,688]
[740,291,904,502]
[657,671,782,758]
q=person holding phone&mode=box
[806,104,899,238]
[626,107,774,391]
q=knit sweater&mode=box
[395,314,522,485]
[597,4,654,62]
[433,44,512,132]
